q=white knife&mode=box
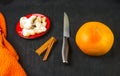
[62,12,70,63]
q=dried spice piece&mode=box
[35,36,56,61]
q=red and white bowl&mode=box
[16,13,50,39]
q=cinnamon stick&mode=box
[35,36,56,61]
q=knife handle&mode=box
[62,37,69,63]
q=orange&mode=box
[75,21,114,56]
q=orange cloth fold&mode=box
[0,12,27,76]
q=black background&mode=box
[0,0,120,76]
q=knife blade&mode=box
[62,12,70,63]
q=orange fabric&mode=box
[0,12,27,76]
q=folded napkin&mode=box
[0,12,27,76]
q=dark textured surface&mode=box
[0,0,120,76]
